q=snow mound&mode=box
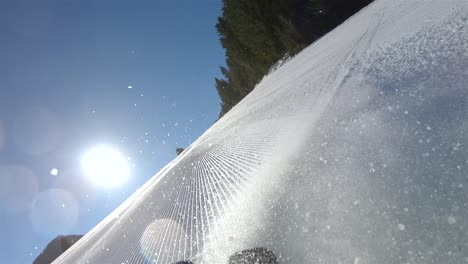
[55,0,468,263]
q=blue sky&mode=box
[0,1,224,263]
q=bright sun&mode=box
[81,145,130,188]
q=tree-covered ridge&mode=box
[215,0,374,117]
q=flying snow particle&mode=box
[127,85,133,89]
[448,216,457,225]
[398,223,406,231]
[50,168,58,176]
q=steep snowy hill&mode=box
[55,0,468,263]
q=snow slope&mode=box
[55,0,468,263]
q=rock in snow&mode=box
[54,0,467,263]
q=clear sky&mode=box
[0,0,224,263]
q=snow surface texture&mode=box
[55,0,468,263]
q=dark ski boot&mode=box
[229,247,278,264]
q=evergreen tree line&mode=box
[215,0,374,117]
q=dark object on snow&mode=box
[176,148,185,155]
[229,247,279,264]
[33,235,83,264]
[173,261,193,264]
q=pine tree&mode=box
[215,0,374,118]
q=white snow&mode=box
[50,168,58,176]
[448,216,457,225]
[398,224,405,231]
[54,0,468,263]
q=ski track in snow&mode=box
[55,0,468,263]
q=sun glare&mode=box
[81,145,130,188]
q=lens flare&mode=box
[140,219,188,263]
[30,188,79,237]
[0,121,5,152]
[13,107,62,155]
[0,165,39,213]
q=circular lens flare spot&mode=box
[13,107,62,155]
[0,121,5,152]
[30,188,79,237]
[0,165,39,213]
[81,145,130,188]
[140,219,188,263]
